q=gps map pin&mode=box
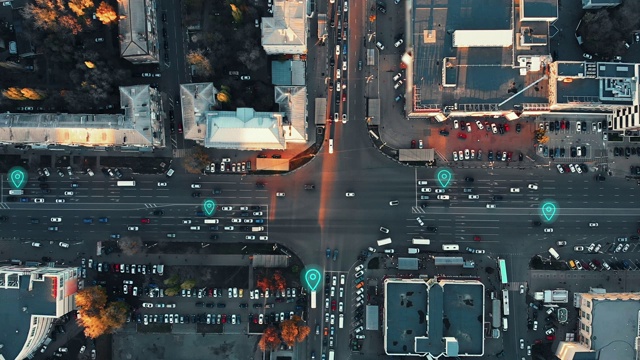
[304,269,322,292]
[436,169,453,188]
[203,199,216,217]
[540,201,558,222]
[8,167,27,189]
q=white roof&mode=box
[274,86,307,143]
[204,108,286,150]
[261,0,307,54]
[118,0,158,62]
[180,83,217,141]
[452,30,513,48]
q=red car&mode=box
[411,140,416,148]
[504,124,510,132]
[457,132,467,139]
[208,288,213,297]
[473,235,481,241]
[140,218,150,224]
[178,123,183,134]
[331,300,336,311]
[342,93,346,102]
[560,121,565,130]
[222,314,227,323]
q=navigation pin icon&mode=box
[304,269,322,292]
[203,199,216,217]
[541,202,556,222]
[8,167,27,189]
[437,169,452,188]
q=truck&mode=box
[377,238,392,246]
[412,238,431,245]
[328,350,335,360]
[117,180,136,187]
[548,247,560,260]
[317,14,327,39]
[252,226,264,232]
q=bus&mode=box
[310,291,317,309]
[117,181,136,187]
[412,238,430,245]
[502,289,510,316]
[328,350,335,360]
[498,258,508,285]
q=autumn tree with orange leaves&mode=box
[95,1,117,24]
[279,316,311,346]
[75,286,129,338]
[272,271,287,293]
[256,277,271,292]
[258,326,280,351]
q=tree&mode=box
[68,0,94,17]
[369,15,376,22]
[164,287,180,296]
[164,274,180,286]
[230,3,243,23]
[2,87,45,100]
[216,86,231,104]
[256,277,271,292]
[95,1,117,24]
[180,279,196,290]
[279,316,310,347]
[186,50,212,77]
[272,271,286,293]
[76,286,107,317]
[118,236,143,256]
[76,286,129,338]
[183,145,210,174]
[580,1,640,58]
[258,326,280,351]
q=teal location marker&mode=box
[203,199,217,217]
[436,169,453,188]
[539,200,559,223]
[303,268,322,292]
[8,166,27,189]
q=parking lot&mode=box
[537,118,607,163]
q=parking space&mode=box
[536,118,607,163]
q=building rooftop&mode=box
[118,0,158,62]
[179,83,218,141]
[271,60,306,86]
[590,297,640,359]
[384,278,484,357]
[261,0,307,54]
[521,0,558,20]
[274,86,307,143]
[204,108,286,150]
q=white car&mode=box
[527,183,538,190]
[346,192,355,197]
[520,339,524,349]
[379,226,389,233]
[420,188,432,193]
[394,80,403,89]
[259,235,269,240]
[437,195,450,200]
[475,120,484,130]
[394,39,403,47]
[182,219,192,224]
[276,192,285,197]
[468,195,480,199]
[393,73,402,82]
[453,120,459,129]
[221,206,233,211]
[127,226,139,231]
[556,164,564,173]
[34,198,45,203]
[464,149,470,160]
[231,218,242,223]
[491,123,498,134]
[355,270,364,277]
[589,222,598,227]
[340,274,345,285]
[355,264,364,272]
[335,45,340,55]
[224,226,234,231]
[510,188,521,193]
[544,228,553,233]
[55,199,65,203]
[452,151,459,161]
[416,217,424,226]
[190,183,202,189]
[51,217,62,222]
[245,235,256,240]
[434,189,445,194]
[64,191,74,196]
[157,182,167,187]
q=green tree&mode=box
[181,279,196,290]
[164,274,180,287]
[164,287,180,297]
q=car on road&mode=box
[416,217,424,226]
[420,188,432,193]
[544,228,553,233]
[573,245,584,252]
[326,248,331,258]
[589,222,598,227]
[127,226,139,231]
[468,194,480,199]
[345,192,355,197]
[528,183,538,190]
[556,241,567,246]
[379,226,389,233]
[221,206,233,211]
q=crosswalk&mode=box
[144,204,159,208]
[173,148,192,158]
[0,203,9,209]
[412,206,427,214]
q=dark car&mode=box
[329,57,335,67]
[625,147,631,157]
[492,195,503,201]
[515,123,521,133]
[439,130,449,136]
[304,184,315,190]
[614,147,621,156]
[192,192,201,197]
[518,152,524,161]
[549,121,555,132]
[488,151,494,161]
[464,177,474,182]
[570,147,577,157]
[426,226,437,232]
[153,210,164,216]
[326,248,331,259]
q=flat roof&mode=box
[365,305,379,330]
[521,0,558,19]
[385,279,485,357]
[591,298,640,359]
[398,258,419,270]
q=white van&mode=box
[377,238,392,246]
[338,314,344,328]
[502,317,508,331]
[548,247,560,260]
[204,219,219,224]
[190,226,201,231]
[329,139,334,154]
[442,244,459,251]
[166,168,175,177]
[412,238,431,245]
[9,189,24,195]
[408,248,420,254]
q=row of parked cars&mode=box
[614,147,640,157]
[541,119,603,133]
[556,163,589,174]
[454,119,521,134]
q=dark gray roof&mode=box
[397,258,419,270]
[385,279,485,357]
[522,0,558,19]
[0,273,56,360]
[591,298,640,359]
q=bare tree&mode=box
[118,236,143,256]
